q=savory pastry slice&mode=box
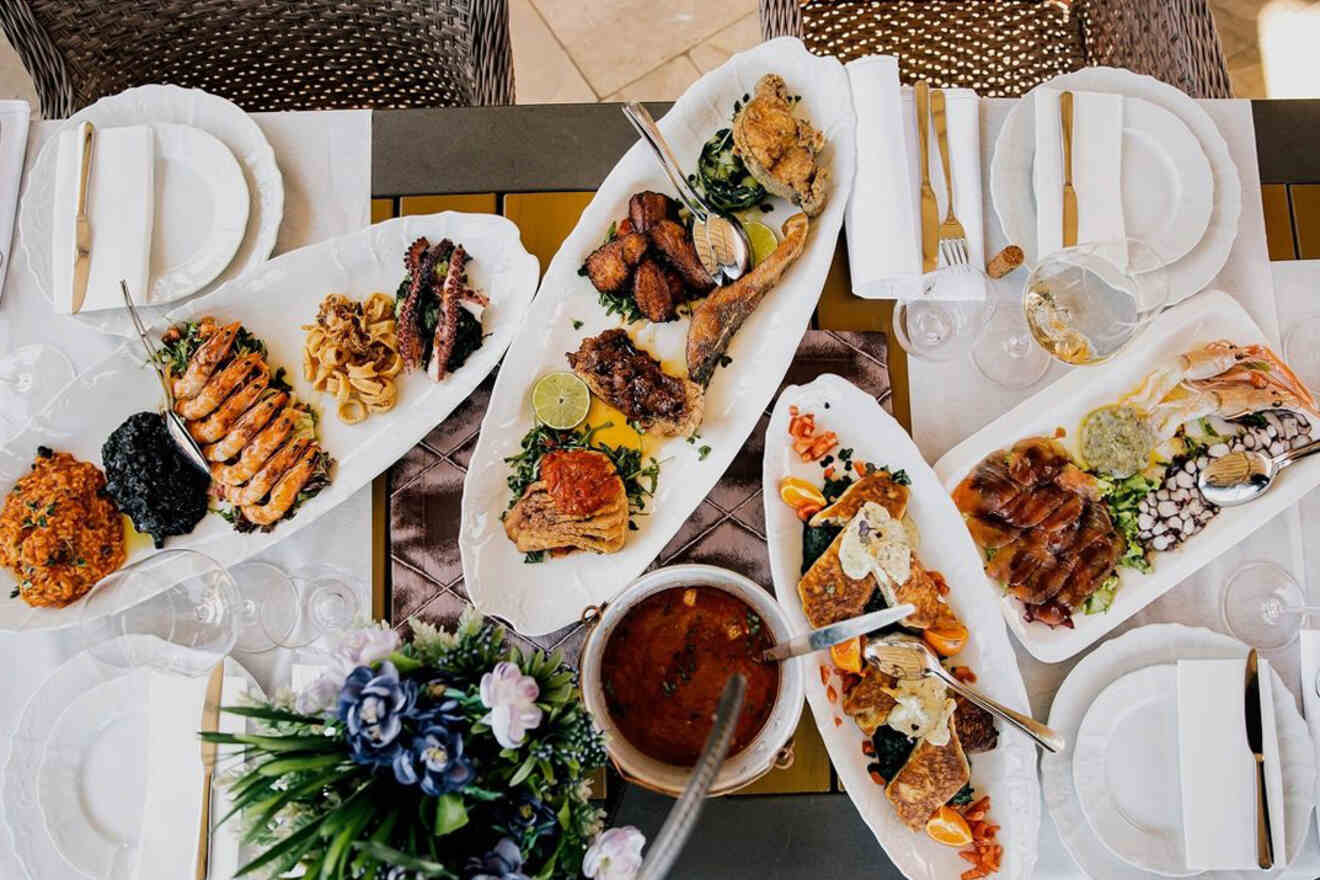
[504,449,629,554]
[731,74,829,217]
[842,665,899,736]
[809,469,910,526]
[566,329,704,436]
[584,231,648,294]
[797,527,876,628]
[885,721,971,831]
[686,212,809,385]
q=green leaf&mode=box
[350,841,457,878]
[256,753,346,776]
[242,766,349,844]
[509,754,537,787]
[388,651,424,674]
[557,798,572,829]
[320,795,375,880]
[228,733,338,752]
[234,814,325,876]
[434,793,469,836]
[220,704,327,726]
[349,809,400,878]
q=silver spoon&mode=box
[864,633,1066,753]
[120,281,211,476]
[636,673,745,880]
[1197,437,1320,507]
[620,101,751,285]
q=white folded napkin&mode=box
[1033,88,1126,263]
[1300,629,1320,841]
[135,671,248,880]
[1177,657,1287,871]
[51,123,154,314]
[0,100,30,302]
[844,55,985,300]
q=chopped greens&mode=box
[1101,472,1154,574]
[689,127,767,213]
[1082,574,1120,615]
[868,726,916,784]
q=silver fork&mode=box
[120,281,211,476]
[930,89,969,268]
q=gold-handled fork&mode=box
[929,90,969,268]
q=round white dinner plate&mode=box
[148,123,250,303]
[991,66,1241,304]
[1072,664,1195,876]
[19,83,284,337]
[3,637,261,880]
[1119,100,1214,267]
[1043,624,1315,880]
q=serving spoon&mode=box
[1197,438,1320,507]
[121,280,211,476]
[620,101,752,285]
[865,633,1066,753]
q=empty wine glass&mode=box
[0,344,75,439]
[229,561,301,654]
[77,549,241,677]
[970,290,1052,389]
[890,267,991,362]
[1022,239,1169,367]
[278,565,362,648]
[1221,561,1308,650]
[1284,315,1320,393]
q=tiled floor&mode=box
[0,1,1313,111]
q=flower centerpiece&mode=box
[204,610,642,879]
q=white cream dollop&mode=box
[883,674,957,745]
[837,501,913,602]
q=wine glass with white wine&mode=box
[1023,239,1169,366]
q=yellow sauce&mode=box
[585,399,644,453]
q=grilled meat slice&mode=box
[628,191,677,233]
[632,258,678,322]
[567,329,704,436]
[646,219,715,293]
[398,237,449,371]
[731,74,829,217]
[504,450,629,555]
[584,232,648,294]
[952,695,998,754]
[687,212,809,385]
[428,245,468,381]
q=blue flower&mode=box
[337,662,416,766]
[393,720,477,795]
[466,838,529,880]
[496,792,558,845]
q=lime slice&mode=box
[744,221,778,266]
[532,371,591,430]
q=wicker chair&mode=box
[761,0,1232,98]
[0,0,515,118]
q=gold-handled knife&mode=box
[1059,91,1078,248]
[1244,649,1275,869]
[196,662,224,880]
[914,80,938,273]
[70,121,95,314]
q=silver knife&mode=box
[1245,649,1275,869]
[70,121,94,314]
[637,674,745,880]
[761,604,917,662]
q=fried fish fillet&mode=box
[731,74,829,217]
[504,483,628,554]
[842,665,899,736]
[797,526,876,628]
[686,212,809,385]
[809,469,910,526]
[885,721,971,830]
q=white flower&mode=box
[294,624,400,714]
[479,661,543,749]
[582,826,645,880]
[295,673,342,714]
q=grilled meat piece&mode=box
[647,219,715,293]
[567,329,704,436]
[632,258,679,322]
[584,231,648,294]
[687,212,809,385]
[629,191,677,233]
[955,436,1126,623]
[952,695,998,754]
[397,237,444,371]
[731,74,829,217]
[504,449,629,555]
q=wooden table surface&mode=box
[367,98,1320,873]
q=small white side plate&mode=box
[148,123,250,303]
[1073,664,1194,876]
[1120,100,1213,269]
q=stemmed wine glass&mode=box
[281,564,362,648]
[228,561,361,651]
[0,344,75,439]
[1221,561,1310,650]
[77,549,242,677]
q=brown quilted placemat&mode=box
[387,328,892,659]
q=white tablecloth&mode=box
[0,108,373,880]
[908,98,1320,878]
